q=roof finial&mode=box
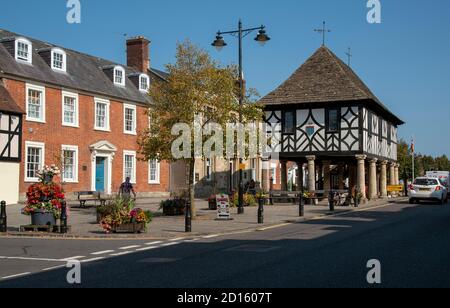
[314,21,331,46]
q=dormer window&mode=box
[114,66,125,86]
[139,74,150,92]
[51,48,66,72]
[15,38,32,64]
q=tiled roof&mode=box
[0,83,24,114]
[260,46,403,125]
[0,29,167,105]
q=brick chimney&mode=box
[126,36,150,73]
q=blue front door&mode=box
[96,157,106,192]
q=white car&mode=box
[409,177,448,204]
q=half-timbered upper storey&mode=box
[261,46,404,162]
[0,84,24,162]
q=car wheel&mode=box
[409,199,415,204]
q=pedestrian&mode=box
[119,177,137,203]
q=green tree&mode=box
[138,40,262,218]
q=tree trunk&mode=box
[188,159,197,219]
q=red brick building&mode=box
[0,29,171,202]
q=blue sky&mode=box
[1,0,449,156]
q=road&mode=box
[1,200,450,288]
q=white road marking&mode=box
[203,234,220,239]
[184,238,199,242]
[81,257,105,263]
[42,265,65,272]
[0,256,64,262]
[91,250,115,255]
[145,241,163,246]
[135,246,159,252]
[110,251,134,257]
[257,223,291,231]
[1,272,31,280]
[60,256,85,261]
[119,245,141,250]
[169,237,186,242]
[160,242,181,247]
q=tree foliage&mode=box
[397,139,450,181]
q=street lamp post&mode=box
[212,20,270,214]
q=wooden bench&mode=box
[76,191,107,208]
[269,190,327,205]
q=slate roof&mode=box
[0,29,167,105]
[0,83,24,114]
[260,46,403,125]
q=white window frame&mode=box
[24,141,45,183]
[61,91,79,127]
[94,98,110,131]
[139,74,150,92]
[148,160,161,185]
[113,66,126,86]
[25,83,46,123]
[61,145,79,183]
[15,38,32,64]
[51,48,67,72]
[271,163,277,185]
[123,150,137,184]
[123,104,137,135]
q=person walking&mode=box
[119,177,137,202]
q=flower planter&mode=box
[111,223,146,234]
[31,210,56,226]
[208,200,217,210]
[162,207,185,216]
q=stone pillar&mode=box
[296,163,304,191]
[261,159,270,193]
[368,159,378,200]
[306,156,316,192]
[356,155,367,200]
[281,161,288,191]
[323,161,331,194]
[394,164,400,185]
[389,163,396,186]
[380,161,388,198]
[338,163,345,190]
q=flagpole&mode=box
[411,136,415,182]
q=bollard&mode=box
[185,199,192,233]
[257,198,264,224]
[299,192,305,217]
[0,201,6,233]
[328,191,335,212]
[60,201,68,234]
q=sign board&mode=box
[239,164,246,170]
[216,194,231,220]
[387,185,403,193]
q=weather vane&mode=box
[346,47,352,67]
[314,21,331,46]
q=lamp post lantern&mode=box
[212,20,270,214]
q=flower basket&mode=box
[111,223,146,234]
[22,165,66,227]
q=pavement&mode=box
[1,197,404,239]
[1,199,449,288]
